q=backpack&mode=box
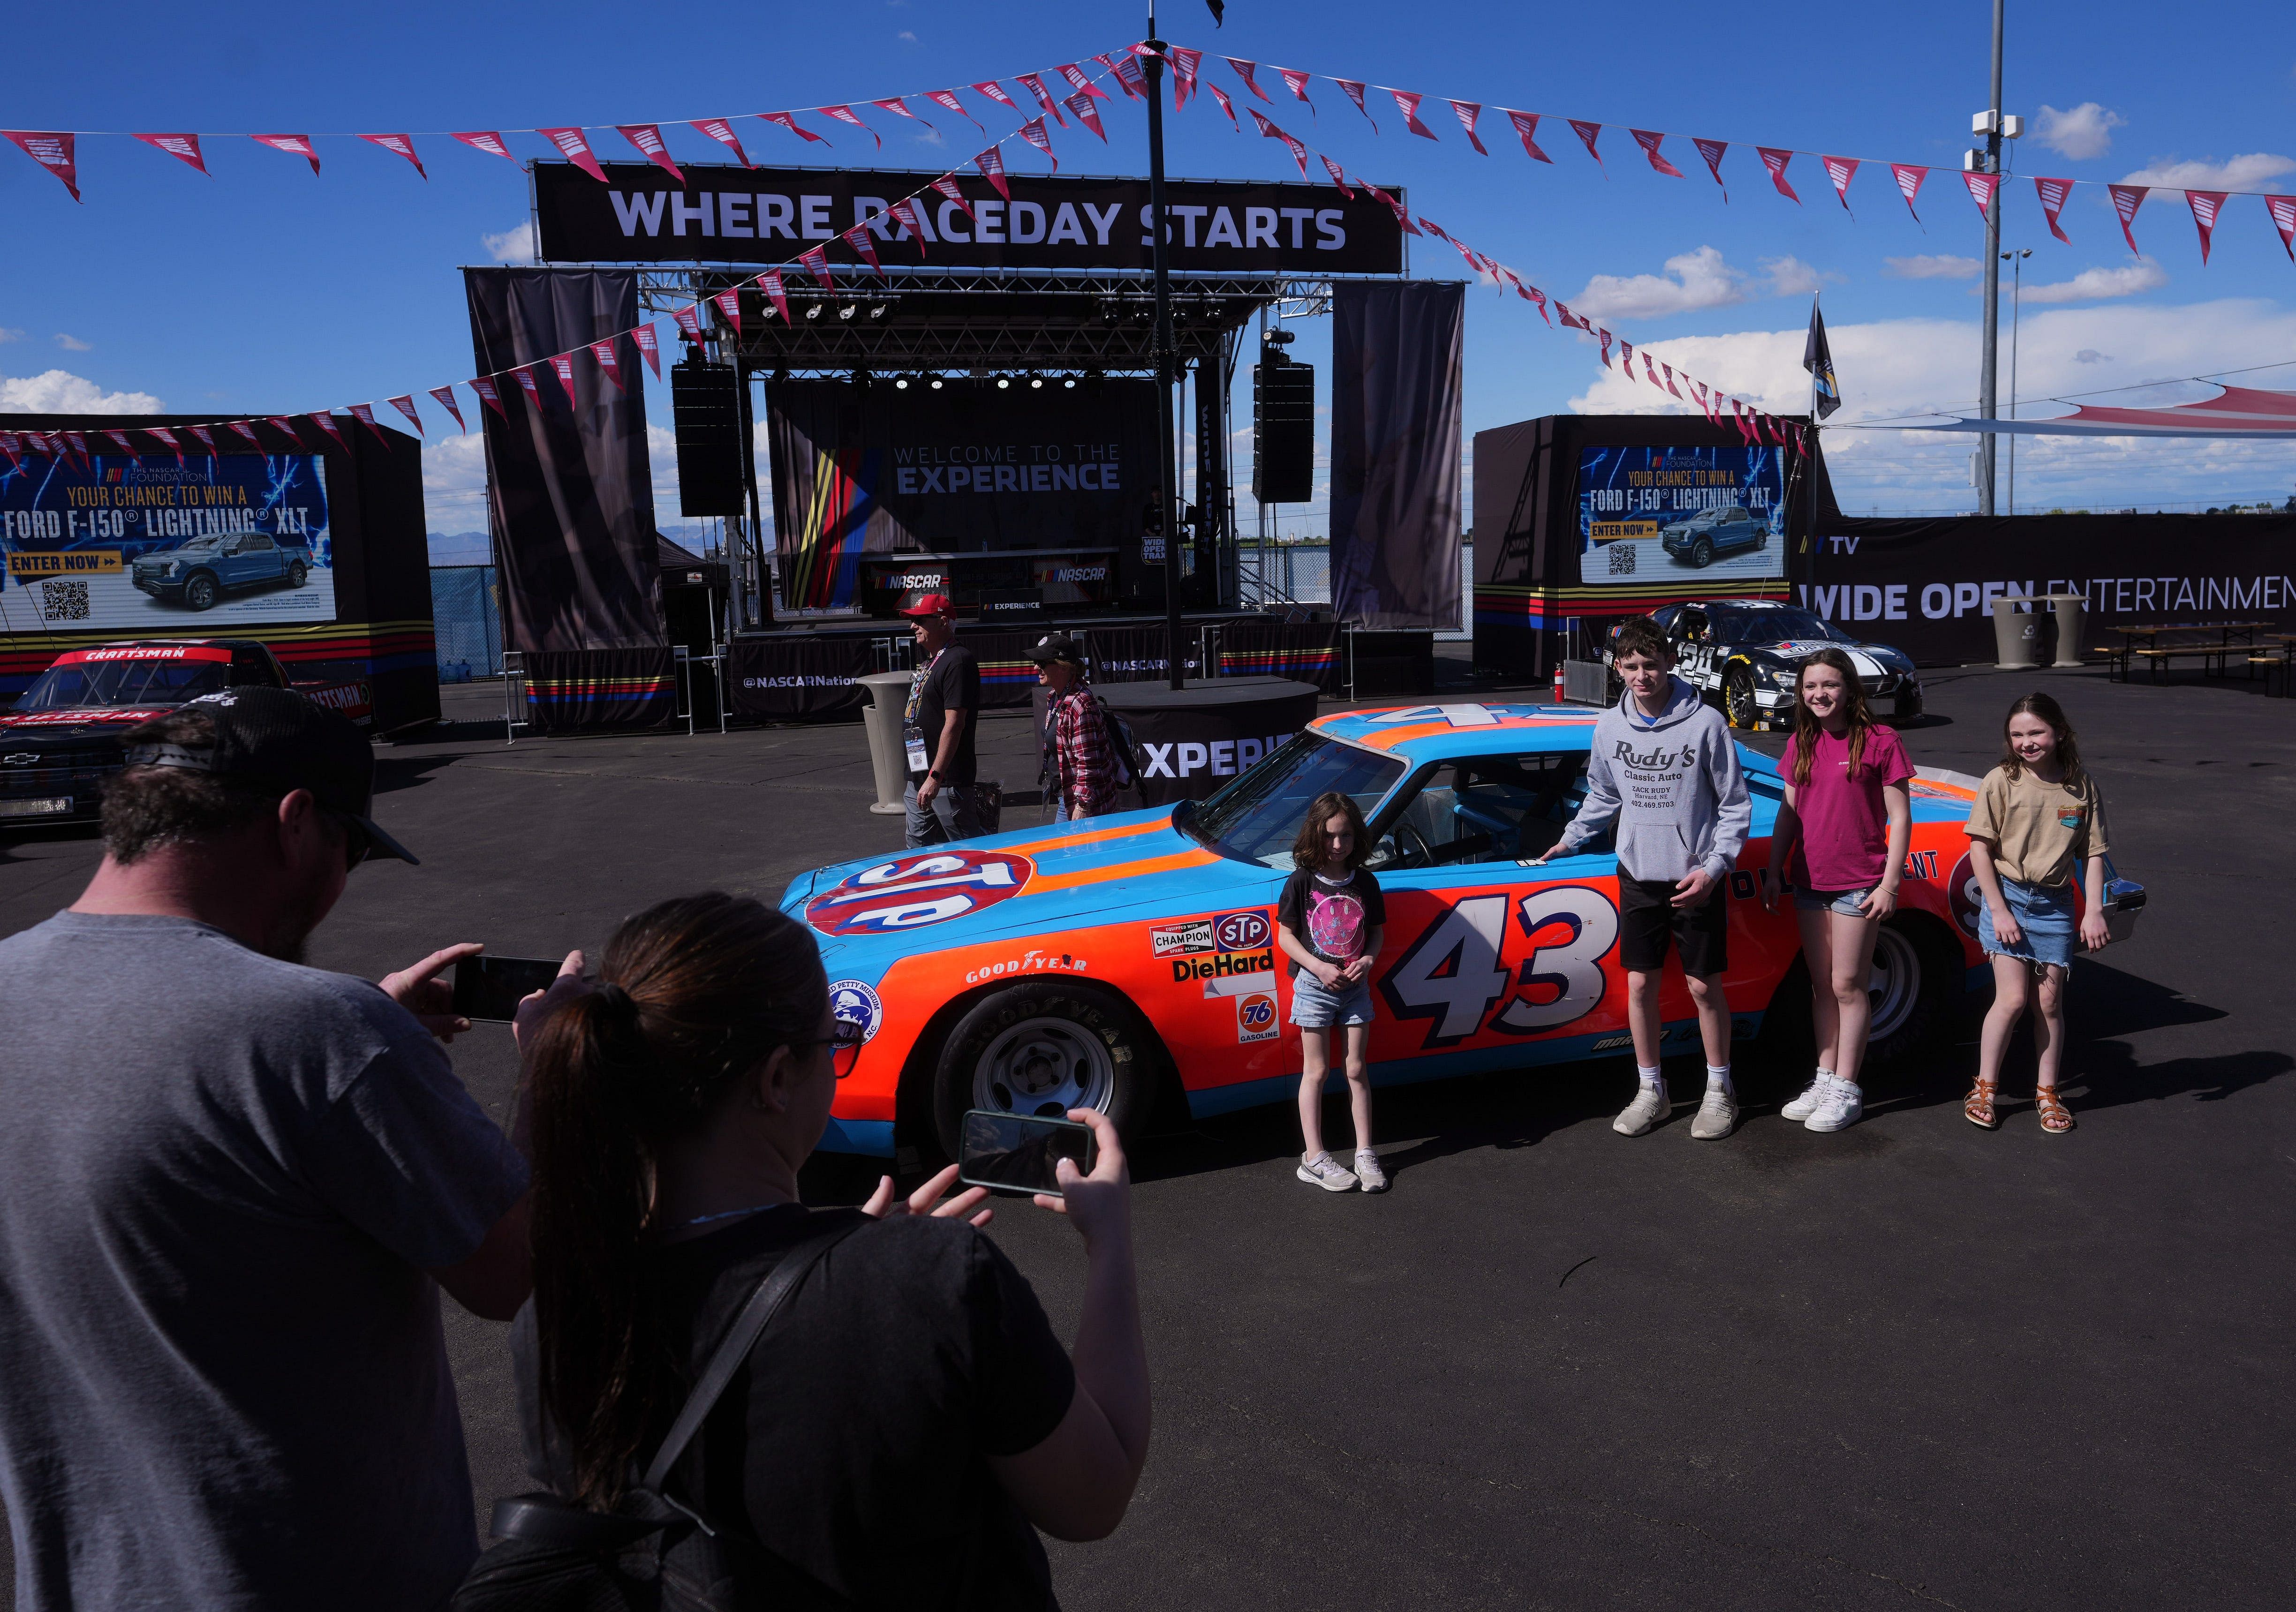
[1099,701,1145,790]
[450,1218,865,1612]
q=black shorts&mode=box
[1617,874,1730,978]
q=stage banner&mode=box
[1096,678,1322,806]
[0,452,334,634]
[1329,281,1465,631]
[1806,512,2296,666]
[1081,625,1205,685]
[1575,444,1787,603]
[522,646,675,731]
[535,162,1406,274]
[1217,618,1343,693]
[768,378,1158,612]
[465,268,664,652]
[726,633,876,719]
[952,626,1040,709]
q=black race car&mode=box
[1609,601,1923,731]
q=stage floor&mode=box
[2,650,2291,1611]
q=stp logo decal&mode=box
[806,850,1034,936]
[1237,990,1279,1043]
[826,979,883,1042]
[1214,910,1270,952]
[1946,851,1984,940]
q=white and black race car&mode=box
[1610,600,1924,731]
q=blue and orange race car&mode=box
[784,702,2144,1160]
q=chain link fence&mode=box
[430,565,504,681]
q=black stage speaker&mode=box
[671,360,746,518]
[1252,357,1314,504]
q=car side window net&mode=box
[1191,734,1406,870]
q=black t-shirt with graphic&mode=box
[1276,866,1387,978]
[906,645,981,785]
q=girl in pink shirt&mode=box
[1760,648,1914,1133]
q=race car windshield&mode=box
[1705,606,1847,643]
[14,658,229,712]
[1188,733,1406,869]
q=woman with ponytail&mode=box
[1760,648,1915,1134]
[512,893,1149,1608]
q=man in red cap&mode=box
[901,592,985,845]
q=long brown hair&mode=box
[1999,690,2088,791]
[1789,647,1878,786]
[527,892,827,1507]
[1291,790,1371,872]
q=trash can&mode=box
[2047,593,2088,668]
[1991,596,2042,669]
[858,670,913,817]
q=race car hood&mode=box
[1743,639,1909,677]
[788,804,1282,981]
[0,706,169,736]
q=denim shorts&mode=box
[1795,882,1879,917]
[1979,878,2077,970]
[1290,971,1375,1028]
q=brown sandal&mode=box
[2035,1088,2074,1133]
[1964,1078,2000,1130]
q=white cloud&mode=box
[1570,246,1747,322]
[2035,103,2125,161]
[2119,153,2296,192]
[897,29,917,42]
[1887,254,1983,280]
[0,368,163,412]
[52,333,92,352]
[1758,256,1838,296]
[2075,348,2111,363]
[483,222,536,263]
[2018,259,2169,304]
[0,327,23,343]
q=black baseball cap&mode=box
[1028,634,1087,668]
[121,687,418,865]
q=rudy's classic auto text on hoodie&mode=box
[1553,675,1752,883]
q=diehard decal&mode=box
[1171,949,1274,984]
[826,979,883,1042]
[805,849,1033,936]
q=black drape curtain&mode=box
[465,268,664,651]
[1329,281,1465,632]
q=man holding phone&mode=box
[0,690,570,1612]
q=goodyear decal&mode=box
[963,948,1090,985]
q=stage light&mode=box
[925,371,944,390]
[804,302,824,321]
[894,375,910,390]
[1027,371,1044,389]
[868,302,890,318]
[1063,375,1078,389]
[996,376,1012,390]
[837,303,858,321]
[853,368,873,391]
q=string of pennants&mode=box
[0,55,1160,476]
[0,45,1156,202]
[1178,50,2296,268]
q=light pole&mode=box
[2001,248,2030,515]
[1969,0,2024,514]
[1142,6,1184,689]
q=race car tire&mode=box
[1864,915,1958,1070]
[1690,537,1715,568]
[933,979,1157,1159]
[287,560,308,588]
[1723,667,1760,730]
[1893,689,1923,722]
[182,572,219,611]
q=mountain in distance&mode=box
[428,531,492,567]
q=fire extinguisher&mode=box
[1552,661,1569,703]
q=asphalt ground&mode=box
[3,653,2292,1610]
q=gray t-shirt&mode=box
[0,911,529,1612]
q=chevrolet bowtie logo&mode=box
[3,754,41,766]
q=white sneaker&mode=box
[1297,1152,1359,1191]
[1690,1086,1737,1140]
[1804,1080,1864,1133]
[1354,1149,1389,1193]
[1781,1073,1835,1122]
[1613,1084,1669,1137]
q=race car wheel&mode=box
[1894,689,1924,722]
[1864,916,1957,1068]
[1723,667,1759,729]
[182,572,219,611]
[1690,537,1715,568]
[933,980,1156,1158]
[287,560,308,588]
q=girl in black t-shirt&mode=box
[1275,792,1388,1194]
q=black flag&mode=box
[1206,1,1225,25]
[1802,299,1841,419]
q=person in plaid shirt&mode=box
[1032,636,1117,821]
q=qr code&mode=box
[1606,542,1637,576]
[41,579,90,621]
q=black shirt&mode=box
[513,1206,1076,1611]
[906,644,981,785]
[1276,866,1387,978]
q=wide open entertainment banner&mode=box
[770,378,1158,611]
[535,162,1407,275]
[0,453,335,634]
[1576,444,1786,593]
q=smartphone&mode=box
[451,955,566,1023]
[958,1110,1097,1198]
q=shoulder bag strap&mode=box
[640,1215,868,1492]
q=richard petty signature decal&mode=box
[1378,887,1622,1049]
[806,850,1034,936]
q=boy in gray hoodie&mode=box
[1536,616,1752,1139]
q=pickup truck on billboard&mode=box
[129,531,313,610]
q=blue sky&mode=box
[4,0,2294,550]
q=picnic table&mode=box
[2102,622,2276,682]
